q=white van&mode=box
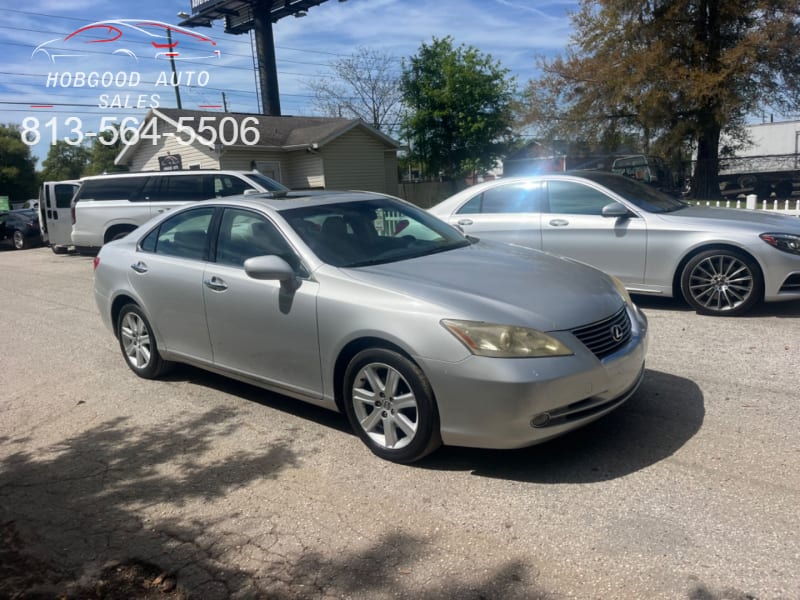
[39,180,80,253]
[70,170,288,252]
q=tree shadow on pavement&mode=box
[0,406,297,597]
[275,531,551,600]
[420,369,704,483]
[160,364,351,435]
[0,405,552,599]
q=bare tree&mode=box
[519,0,800,199]
[306,47,403,135]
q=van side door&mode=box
[41,182,79,248]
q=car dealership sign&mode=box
[22,19,244,149]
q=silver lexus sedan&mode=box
[430,172,800,316]
[94,192,648,463]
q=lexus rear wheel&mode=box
[116,304,173,378]
[680,250,762,316]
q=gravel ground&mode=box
[1,246,799,599]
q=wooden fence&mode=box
[396,181,467,208]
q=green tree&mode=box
[84,125,128,176]
[0,124,38,204]
[400,36,517,180]
[306,47,404,135]
[520,0,800,198]
[41,140,90,181]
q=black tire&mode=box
[12,230,27,250]
[680,249,763,316]
[343,348,441,463]
[775,180,793,199]
[51,245,68,254]
[109,229,134,242]
[116,304,173,379]
[754,182,772,199]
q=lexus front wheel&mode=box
[343,348,441,463]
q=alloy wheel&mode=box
[120,312,152,369]
[351,362,419,450]
[687,254,754,312]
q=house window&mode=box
[254,161,282,183]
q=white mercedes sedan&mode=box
[431,171,800,316]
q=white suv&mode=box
[71,170,288,252]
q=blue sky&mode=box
[1,0,579,166]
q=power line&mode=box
[0,37,352,81]
[0,40,268,74]
[7,24,343,68]
[2,8,405,119]
[4,7,390,61]
[0,71,319,99]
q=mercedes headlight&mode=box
[760,233,800,256]
[441,320,573,358]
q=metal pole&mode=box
[253,0,281,116]
[167,28,182,109]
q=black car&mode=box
[1,209,42,250]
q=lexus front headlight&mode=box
[441,320,573,358]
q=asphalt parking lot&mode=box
[1,246,799,599]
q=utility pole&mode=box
[252,1,281,116]
[179,0,341,117]
[167,28,182,109]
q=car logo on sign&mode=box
[31,19,221,63]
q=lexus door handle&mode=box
[130,261,148,273]
[457,218,474,226]
[549,219,570,227]
[203,276,228,292]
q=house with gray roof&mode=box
[114,108,402,194]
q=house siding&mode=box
[321,130,389,193]
[286,151,325,189]
[220,149,325,188]
[127,123,219,171]
[220,149,286,183]
[383,152,399,196]
[117,112,399,191]
[220,149,283,171]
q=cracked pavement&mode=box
[1,247,799,599]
